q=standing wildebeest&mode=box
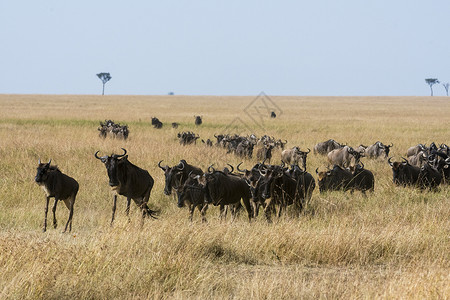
[281,147,310,170]
[176,173,208,222]
[195,115,202,126]
[347,162,375,195]
[287,164,315,210]
[151,117,163,129]
[256,143,274,163]
[313,139,343,155]
[203,167,253,222]
[365,141,393,159]
[237,162,264,217]
[406,144,427,157]
[327,146,362,167]
[270,111,276,118]
[407,151,428,167]
[95,148,157,224]
[316,165,353,193]
[171,122,179,129]
[35,159,79,233]
[158,159,203,196]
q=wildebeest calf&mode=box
[35,159,79,233]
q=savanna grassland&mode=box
[0,94,449,299]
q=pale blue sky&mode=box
[1,1,449,96]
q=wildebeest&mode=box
[35,159,79,233]
[195,115,202,126]
[327,146,362,167]
[176,173,207,222]
[158,159,203,196]
[171,122,179,129]
[365,141,393,159]
[177,131,200,145]
[287,164,316,210]
[407,151,428,167]
[281,147,310,170]
[151,117,163,129]
[98,120,129,140]
[256,143,274,163]
[237,162,264,217]
[270,111,276,118]
[95,148,157,224]
[388,157,421,187]
[203,166,253,222]
[406,144,427,157]
[313,139,343,155]
[316,165,353,193]
[417,162,442,190]
[201,139,213,147]
[347,162,375,195]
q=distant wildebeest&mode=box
[171,122,179,129]
[195,115,202,126]
[316,165,353,193]
[151,117,163,129]
[313,139,343,155]
[256,143,274,163]
[270,111,276,118]
[158,159,203,196]
[281,147,310,170]
[201,139,213,147]
[406,144,427,157]
[203,166,253,222]
[35,159,79,233]
[327,146,362,167]
[365,141,393,159]
[98,120,129,140]
[95,148,157,224]
[347,162,375,195]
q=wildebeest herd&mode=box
[36,123,449,232]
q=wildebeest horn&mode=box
[226,164,234,173]
[48,159,51,165]
[94,151,102,160]
[158,160,165,171]
[315,167,319,175]
[38,158,41,164]
[359,161,365,169]
[388,143,393,147]
[401,157,409,165]
[258,164,267,176]
[387,157,393,167]
[236,162,246,173]
[178,161,185,170]
[280,160,285,168]
[305,148,311,153]
[208,164,216,173]
[115,148,127,158]
[214,134,218,138]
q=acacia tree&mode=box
[425,78,439,96]
[97,72,112,95]
[442,82,449,96]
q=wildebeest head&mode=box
[158,160,185,195]
[259,164,285,199]
[176,173,204,208]
[35,159,52,183]
[388,157,409,185]
[383,143,393,157]
[94,148,128,188]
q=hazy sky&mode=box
[1,1,449,96]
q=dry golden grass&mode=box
[0,94,449,299]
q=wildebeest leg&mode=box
[198,204,208,223]
[242,197,253,222]
[125,197,131,216]
[52,198,58,229]
[63,197,74,233]
[43,196,50,232]
[264,198,273,223]
[111,194,117,225]
[189,204,196,222]
[219,204,226,221]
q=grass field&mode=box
[0,94,449,299]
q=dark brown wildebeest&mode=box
[270,111,276,118]
[365,141,393,159]
[195,115,202,126]
[203,166,253,222]
[327,146,362,167]
[313,139,343,155]
[237,162,264,217]
[417,162,442,190]
[287,164,315,211]
[35,159,79,233]
[176,173,208,222]
[151,117,163,129]
[158,159,203,196]
[95,148,157,224]
[171,122,179,129]
[388,157,421,187]
[201,139,213,147]
[316,165,353,193]
[347,162,375,195]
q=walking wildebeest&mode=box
[158,159,203,196]
[316,165,353,193]
[95,148,157,224]
[195,115,202,126]
[365,141,393,159]
[203,166,253,222]
[327,146,362,167]
[176,173,208,222]
[35,159,79,233]
[313,139,343,155]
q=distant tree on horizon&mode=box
[97,72,112,95]
[425,78,439,96]
[442,82,449,96]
